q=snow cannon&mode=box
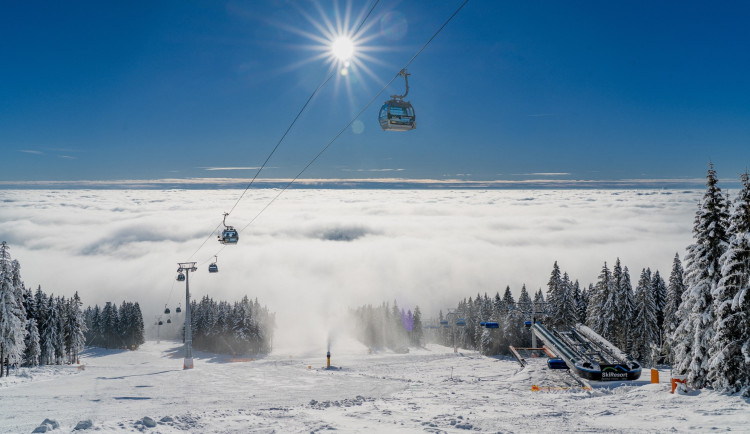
[326,351,331,369]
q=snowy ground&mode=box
[1,339,748,433]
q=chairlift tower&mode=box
[516,301,549,348]
[177,262,197,369]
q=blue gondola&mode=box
[167,318,172,324]
[177,273,185,282]
[379,69,416,131]
[218,212,239,245]
[485,321,499,329]
[158,320,163,326]
[164,305,170,315]
[176,304,182,313]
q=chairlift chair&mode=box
[218,212,239,245]
[379,69,416,131]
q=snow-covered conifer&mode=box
[24,318,41,366]
[633,268,659,364]
[673,163,729,388]
[709,171,750,394]
[663,253,685,361]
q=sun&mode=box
[330,35,355,62]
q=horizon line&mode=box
[0,176,730,190]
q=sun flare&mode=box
[330,36,355,62]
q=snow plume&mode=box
[0,189,700,354]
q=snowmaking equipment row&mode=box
[531,323,641,382]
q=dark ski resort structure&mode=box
[532,323,642,382]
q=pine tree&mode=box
[547,261,563,327]
[24,318,41,366]
[40,296,57,365]
[652,271,667,339]
[673,163,730,388]
[633,268,659,365]
[709,171,750,394]
[663,253,685,361]
[68,292,86,362]
[412,306,423,347]
[588,262,613,337]
[0,242,27,375]
[612,264,635,352]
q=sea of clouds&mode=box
[0,188,701,352]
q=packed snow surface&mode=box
[1,340,747,433]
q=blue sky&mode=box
[2,0,749,184]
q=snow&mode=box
[1,340,748,432]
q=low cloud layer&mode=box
[0,189,701,352]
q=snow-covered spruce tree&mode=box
[40,296,58,365]
[546,261,563,328]
[24,318,41,366]
[559,272,577,329]
[633,268,659,365]
[652,271,667,341]
[0,242,28,376]
[613,264,635,352]
[663,253,685,362]
[673,163,729,388]
[709,171,750,394]
[533,288,549,325]
[588,262,615,338]
[66,292,86,363]
[518,285,533,346]
[54,296,67,364]
[412,306,424,347]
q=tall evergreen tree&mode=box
[633,268,659,365]
[651,270,667,345]
[673,163,730,388]
[24,318,41,366]
[709,171,750,394]
[0,242,27,376]
[663,253,685,361]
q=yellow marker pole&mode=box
[326,351,331,368]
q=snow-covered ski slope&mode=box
[1,339,747,433]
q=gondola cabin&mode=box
[176,305,182,313]
[177,273,185,282]
[208,263,218,273]
[167,318,172,324]
[164,306,170,315]
[378,100,416,131]
[219,227,239,245]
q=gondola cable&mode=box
[186,0,381,261]
[198,0,471,261]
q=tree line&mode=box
[188,295,276,356]
[351,301,424,351]
[0,242,87,376]
[83,301,145,350]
